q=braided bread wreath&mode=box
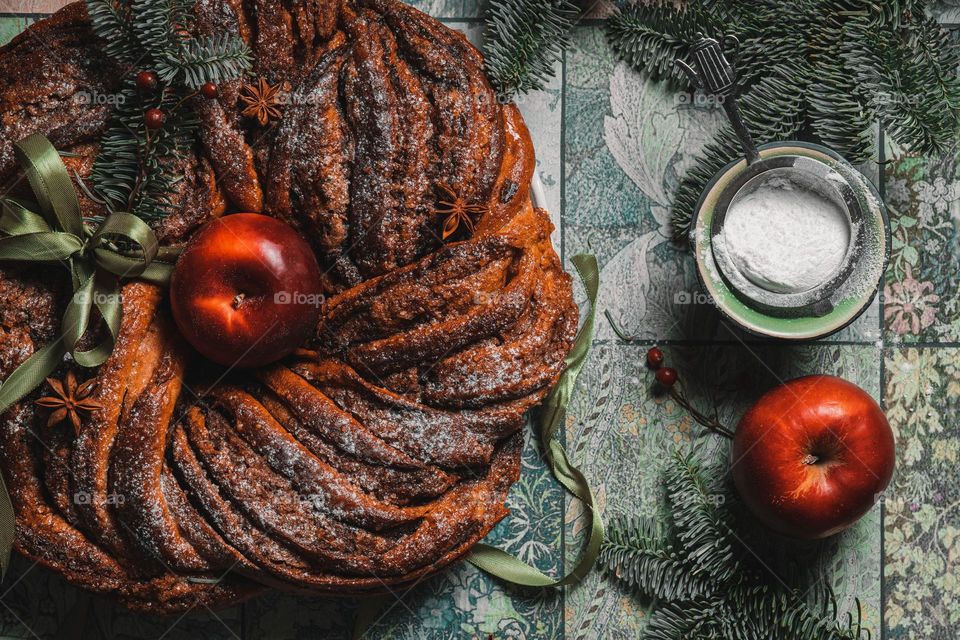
[0,0,577,614]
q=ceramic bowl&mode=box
[691,142,889,340]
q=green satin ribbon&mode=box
[466,253,602,586]
[352,255,602,638]
[0,134,176,577]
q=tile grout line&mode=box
[878,124,886,343]
[559,42,568,640]
[437,16,481,23]
[560,48,568,270]
[591,336,960,348]
[877,123,886,640]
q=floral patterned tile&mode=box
[0,555,86,639]
[882,139,960,343]
[883,347,960,638]
[563,26,883,345]
[0,555,243,639]
[563,342,884,638]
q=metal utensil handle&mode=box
[675,33,761,165]
[722,99,761,165]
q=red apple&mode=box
[730,375,895,539]
[170,213,323,368]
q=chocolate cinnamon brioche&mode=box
[0,0,577,614]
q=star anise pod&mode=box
[433,183,487,240]
[239,77,285,126]
[35,371,102,436]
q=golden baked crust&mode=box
[0,0,577,613]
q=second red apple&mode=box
[730,375,895,539]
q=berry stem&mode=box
[668,384,735,440]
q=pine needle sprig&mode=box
[90,82,198,220]
[85,0,138,64]
[845,9,960,156]
[130,0,193,55]
[605,3,723,85]
[483,0,580,98]
[601,452,872,640]
[159,34,252,88]
[719,585,869,640]
[665,454,742,585]
[84,0,251,222]
[601,515,713,601]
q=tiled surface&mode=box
[883,348,960,639]
[0,15,32,43]
[882,139,960,342]
[1,3,959,639]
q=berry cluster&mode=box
[134,71,219,129]
[645,346,677,388]
[644,346,734,439]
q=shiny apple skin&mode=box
[170,213,323,368]
[730,375,895,539]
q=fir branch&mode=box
[157,34,253,88]
[600,516,713,601]
[483,0,580,97]
[86,0,138,64]
[665,452,742,585]
[846,8,960,156]
[719,586,870,640]
[643,597,724,640]
[602,453,873,640]
[85,0,251,222]
[130,0,194,54]
[606,3,722,85]
[89,83,197,220]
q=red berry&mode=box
[200,82,219,99]
[135,71,158,91]
[646,347,664,369]
[655,367,678,388]
[144,108,165,129]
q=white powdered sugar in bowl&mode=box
[714,175,851,294]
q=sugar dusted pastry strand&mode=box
[210,387,430,529]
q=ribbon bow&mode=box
[0,135,178,576]
[0,134,176,417]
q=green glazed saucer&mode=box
[691,141,890,341]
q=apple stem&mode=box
[802,454,819,466]
[668,387,735,439]
[232,293,246,310]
